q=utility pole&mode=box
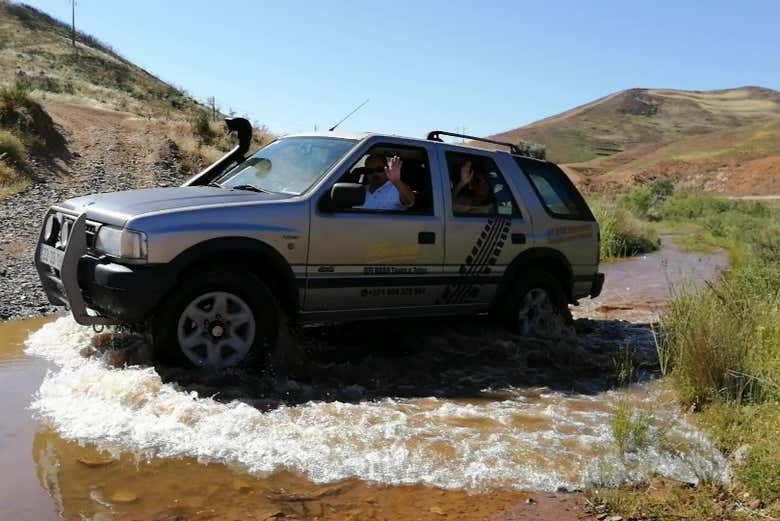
[71,0,76,47]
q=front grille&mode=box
[54,213,100,250]
[85,222,97,248]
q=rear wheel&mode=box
[152,268,278,369]
[499,270,574,339]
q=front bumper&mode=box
[35,213,175,325]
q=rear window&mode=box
[514,157,593,221]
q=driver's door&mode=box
[304,139,446,314]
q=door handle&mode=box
[418,231,436,244]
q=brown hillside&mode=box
[0,1,273,197]
[488,87,780,196]
[0,0,205,117]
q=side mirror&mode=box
[330,183,365,209]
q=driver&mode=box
[354,154,415,211]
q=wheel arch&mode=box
[166,237,299,316]
[495,247,575,305]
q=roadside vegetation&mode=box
[591,181,780,518]
[0,81,36,196]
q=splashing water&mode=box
[25,316,729,492]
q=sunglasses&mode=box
[365,166,386,174]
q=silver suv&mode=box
[34,120,604,370]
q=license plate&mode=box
[39,244,65,270]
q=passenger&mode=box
[453,159,496,214]
[354,153,416,211]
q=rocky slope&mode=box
[0,102,191,320]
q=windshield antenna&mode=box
[329,98,370,132]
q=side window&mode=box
[515,158,591,220]
[334,144,433,215]
[446,152,521,217]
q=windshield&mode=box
[218,137,356,195]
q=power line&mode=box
[70,0,76,47]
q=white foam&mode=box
[25,316,730,491]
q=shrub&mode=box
[0,81,32,120]
[611,398,654,455]
[0,130,26,167]
[590,198,660,259]
[620,179,675,220]
[621,185,654,219]
[190,110,215,145]
[514,139,546,160]
[661,280,759,404]
[660,212,780,405]
[661,191,734,221]
[0,161,17,184]
[648,178,674,200]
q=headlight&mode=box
[43,214,61,244]
[95,226,147,260]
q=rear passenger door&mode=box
[436,147,533,307]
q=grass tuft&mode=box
[611,398,654,456]
[0,129,26,167]
[590,198,660,259]
[0,81,32,118]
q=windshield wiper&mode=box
[231,184,268,193]
[207,182,222,188]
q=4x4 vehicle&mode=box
[35,120,604,370]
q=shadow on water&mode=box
[94,314,660,412]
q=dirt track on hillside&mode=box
[0,101,189,320]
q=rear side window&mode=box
[445,152,521,217]
[514,157,593,221]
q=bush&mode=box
[661,191,735,221]
[590,198,660,259]
[190,111,215,145]
[0,81,32,120]
[0,162,17,184]
[620,185,654,219]
[611,398,653,455]
[514,139,546,160]
[620,179,675,220]
[0,130,26,167]
[660,280,761,404]
[648,178,674,200]
[660,206,780,405]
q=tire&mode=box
[497,269,574,339]
[152,267,278,370]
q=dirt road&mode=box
[0,102,189,320]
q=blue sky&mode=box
[24,0,780,138]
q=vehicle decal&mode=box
[436,216,511,304]
[361,287,427,298]
[363,266,429,275]
[366,243,420,263]
[302,274,502,289]
[545,224,593,243]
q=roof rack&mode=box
[426,130,522,155]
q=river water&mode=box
[0,239,730,520]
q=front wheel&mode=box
[152,269,278,370]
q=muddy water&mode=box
[575,235,729,322]
[0,316,61,521]
[1,241,731,521]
